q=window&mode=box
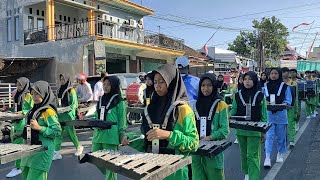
[97,5,100,9]
[42,11,44,17]
[28,16,34,30]
[29,8,32,14]
[64,16,66,22]
[7,18,12,42]
[59,15,62,21]
[36,10,39,16]
[84,1,87,4]
[74,18,76,22]
[14,16,19,40]
[68,17,70,22]
[37,18,44,30]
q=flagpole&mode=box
[202,27,221,60]
[298,20,315,55]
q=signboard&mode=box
[94,41,106,60]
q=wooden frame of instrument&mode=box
[194,140,232,158]
[79,151,192,180]
[229,120,272,133]
[59,119,117,129]
[0,144,47,164]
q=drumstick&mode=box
[119,135,145,146]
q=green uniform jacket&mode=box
[13,93,34,133]
[197,101,230,169]
[92,101,127,145]
[21,108,62,172]
[230,96,267,137]
[57,88,78,122]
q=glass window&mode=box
[37,18,44,30]
[28,16,34,30]
[7,18,12,42]
[14,16,19,40]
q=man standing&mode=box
[175,56,200,110]
[76,73,93,105]
[93,72,107,101]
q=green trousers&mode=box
[306,97,317,116]
[287,107,296,143]
[54,126,80,151]
[237,135,261,180]
[92,143,118,180]
[191,155,224,180]
[22,167,47,180]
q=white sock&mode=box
[266,154,270,159]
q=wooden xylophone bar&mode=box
[59,119,117,129]
[229,120,272,133]
[0,143,47,164]
[0,107,71,122]
[79,150,192,180]
[194,140,232,158]
[127,107,144,114]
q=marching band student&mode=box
[230,71,267,180]
[282,68,298,148]
[53,74,83,160]
[134,64,199,179]
[217,75,228,93]
[92,75,127,180]
[311,70,319,115]
[263,68,292,168]
[21,81,61,180]
[305,70,317,118]
[6,77,34,178]
[234,74,244,144]
[260,72,267,90]
[289,69,300,132]
[144,72,155,107]
[192,73,229,180]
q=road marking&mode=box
[264,117,312,180]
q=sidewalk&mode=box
[301,118,320,179]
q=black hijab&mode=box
[97,76,123,119]
[267,68,285,94]
[196,73,220,117]
[143,64,187,132]
[216,75,227,91]
[24,81,57,145]
[57,74,73,107]
[241,71,260,100]
[14,77,31,110]
[145,72,155,99]
[237,74,244,91]
[260,72,267,88]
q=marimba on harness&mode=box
[0,143,47,164]
[229,120,271,133]
[59,119,117,129]
[79,150,192,180]
[194,140,232,158]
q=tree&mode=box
[228,16,289,59]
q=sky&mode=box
[131,0,320,57]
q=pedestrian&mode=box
[263,68,292,167]
[53,74,83,160]
[21,81,61,180]
[192,73,229,180]
[304,70,317,118]
[92,75,127,180]
[93,72,107,101]
[144,71,155,106]
[230,71,267,180]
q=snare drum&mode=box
[126,83,146,105]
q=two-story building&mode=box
[0,0,184,83]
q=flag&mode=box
[292,21,315,31]
[202,44,208,59]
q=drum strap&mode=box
[144,101,187,129]
[194,99,220,121]
[238,90,261,107]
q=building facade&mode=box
[0,0,184,83]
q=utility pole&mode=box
[257,29,265,73]
[158,25,161,34]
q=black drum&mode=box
[306,80,316,97]
[297,81,306,100]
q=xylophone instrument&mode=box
[229,120,272,133]
[79,150,191,180]
[194,140,232,158]
[59,119,117,129]
[0,143,47,164]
